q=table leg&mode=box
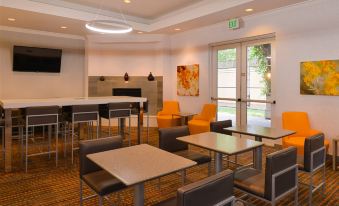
[333,140,337,171]
[134,183,144,206]
[137,106,144,145]
[255,136,262,142]
[4,109,12,172]
[119,118,125,137]
[253,146,262,171]
[215,152,222,173]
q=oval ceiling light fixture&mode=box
[85,20,133,34]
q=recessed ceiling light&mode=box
[137,31,143,34]
[124,0,131,3]
[8,18,16,21]
[245,8,253,12]
[60,26,67,29]
[174,28,181,31]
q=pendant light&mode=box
[85,0,133,34]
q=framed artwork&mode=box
[300,60,339,96]
[177,64,199,96]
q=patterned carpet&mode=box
[0,126,338,206]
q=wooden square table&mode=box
[224,125,295,142]
[87,144,196,206]
[172,112,196,125]
[223,125,295,170]
[177,132,264,173]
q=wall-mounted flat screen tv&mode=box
[13,46,62,73]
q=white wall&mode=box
[0,30,85,99]
[86,34,170,76]
[168,0,339,151]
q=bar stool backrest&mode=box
[304,133,325,172]
[108,102,131,118]
[265,146,297,201]
[71,105,99,122]
[25,106,59,126]
[130,101,148,114]
[210,120,232,135]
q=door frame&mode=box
[210,36,275,126]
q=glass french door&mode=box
[212,38,274,127]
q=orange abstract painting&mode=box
[300,60,339,96]
[177,64,199,96]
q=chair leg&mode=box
[309,173,313,206]
[80,180,83,206]
[25,125,28,173]
[208,162,211,176]
[64,123,67,158]
[108,118,111,137]
[98,196,103,206]
[55,124,58,167]
[181,170,186,185]
[48,125,51,159]
[322,166,326,197]
[129,116,131,146]
[146,114,149,144]
[295,188,298,206]
[71,123,74,164]
[157,178,161,190]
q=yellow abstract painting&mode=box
[300,60,339,96]
[177,64,199,96]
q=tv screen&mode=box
[13,46,62,73]
[113,88,142,97]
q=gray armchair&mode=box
[297,133,326,206]
[155,169,235,206]
[158,126,211,174]
[234,146,298,206]
[79,136,126,206]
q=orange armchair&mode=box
[157,101,181,128]
[188,104,217,134]
[282,111,329,155]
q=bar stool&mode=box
[99,102,131,146]
[131,101,149,143]
[23,106,59,172]
[63,105,99,164]
[0,108,4,156]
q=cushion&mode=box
[82,170,126,196]
[234,168,265,198]
[175,150,211,165]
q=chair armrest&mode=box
[308,129,322,136]
[157,111,167,116]
[192,114,205,120]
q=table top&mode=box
[223,125,295,140]
[87,144,196,186]
[172,112,196,117]
[177,132,264,155]
[0,96,147,109]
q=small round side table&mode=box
[333,137,339,171]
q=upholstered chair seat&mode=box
[188,104,216,134]
[282,112,329,155]
[157,101,181,128]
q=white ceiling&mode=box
[61,0,203,19]
[0,0,310,36]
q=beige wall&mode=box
[168,0,339,153]
[0,30,85,99]
[86,35,172,99]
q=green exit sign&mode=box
[228,18,240,30]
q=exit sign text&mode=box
[228,18,240,30]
